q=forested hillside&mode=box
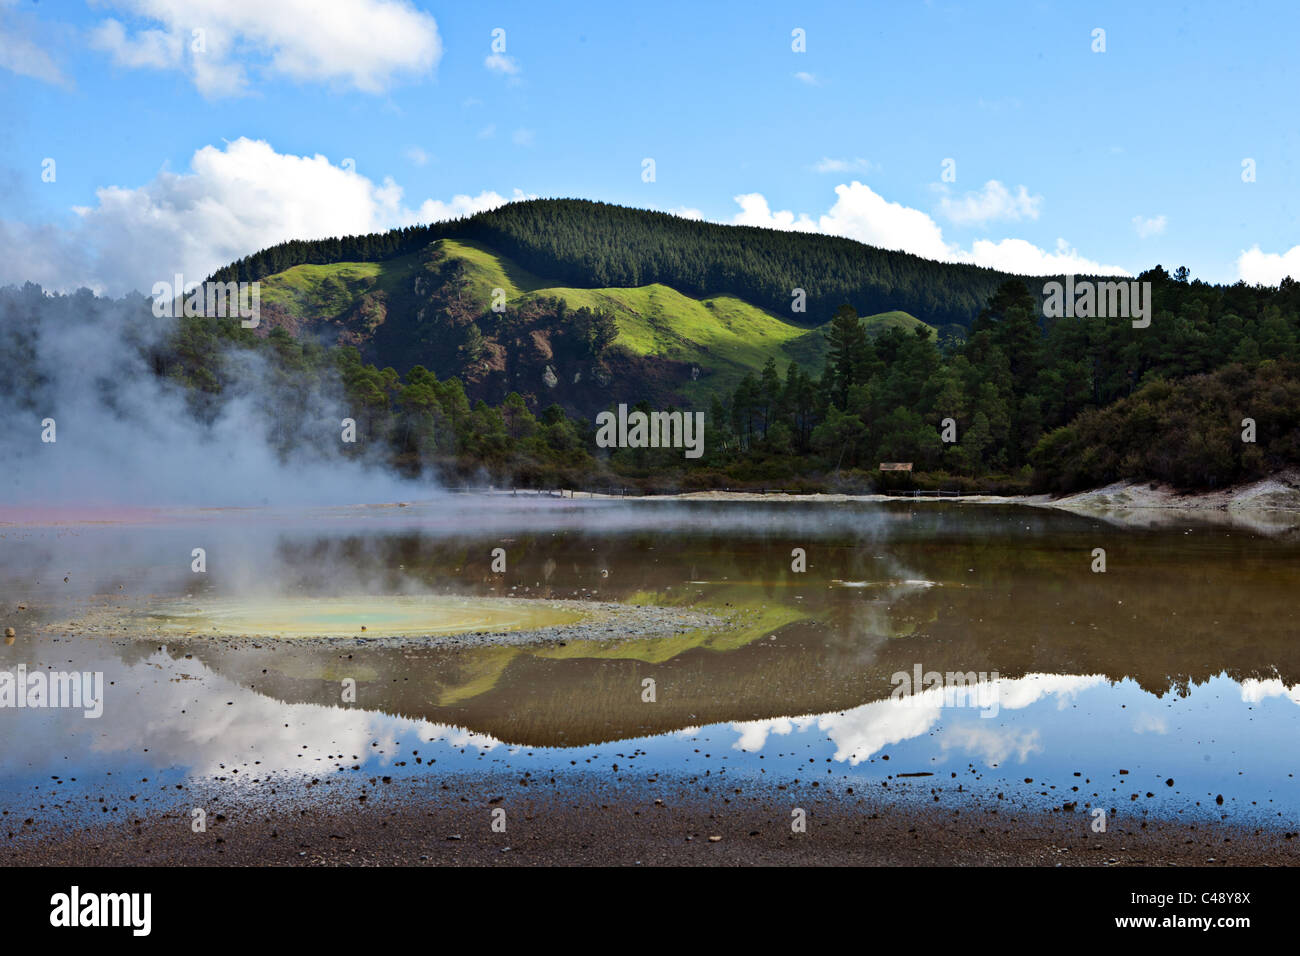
[36,198,1297,495]
[710,269,1300,492]
[239,233,938,419]
[133,263,1300,494]
[210,198,1015,330]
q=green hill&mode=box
[253,236,935,413]
[212,198,1026,330]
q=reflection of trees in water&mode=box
[149,549,1300,750]
[61,511,1300,747]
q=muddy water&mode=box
[1,498,1298,828]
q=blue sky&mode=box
[2,0,1298,294]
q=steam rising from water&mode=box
[0,283,413,509]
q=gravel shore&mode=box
[7,772,1294,867]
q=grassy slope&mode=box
[258,254,421,319]
[861,309,937,337]
[256,239,934,397]
[432,238,549,301]
[518,284,814,399]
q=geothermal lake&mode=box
[2,498,1298,836]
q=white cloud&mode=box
[1132,214,1167,238]
[818,182,953,259]
[666,206,704,220]
[0,32,66,85]
[813,157,873,174]
[512,128,535,147]
[0,1,70,86]
[484,52,520,76]
[1236,244,1300,285]
[88,0,441,97]
[793,71,819,85]
[405,146,431,166]
[90,18,182,69]
[477,124,496,139]
[728,181,1128,276]
[0,138,526,295]
[407,189,529,225]
[731,192,819,233]
[966,236,1128,276]
[938,180,1042,226]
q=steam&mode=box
[0,282,415,509]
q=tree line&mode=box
[209,198,1023,330]
[701,268,1300,492]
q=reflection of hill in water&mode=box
[160,548,1300,748]
[60,508,1300,749]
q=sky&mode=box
[2,0,1299,296]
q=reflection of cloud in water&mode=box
[817,698,939,765]
[730,715,818,752]
[938,724,1042,765]
[0,647,504,780]
[995,673,1106,711]
[730,673,1106,765]
[1239,679,1300,706]
[1133,712,1169,734]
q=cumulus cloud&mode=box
[728,181,1128,276]
[732,183,949,261]
[1132,214,1167,238]
[793,71,819,85]
[966,236,1129,276]
[818,182,954,259]
[731,192,819,233]
[1236,245,1300,286]
[938,180,1042,226]
[0,138,526,295]
[484,52,520,76]
[406,188,530,226]
[88,0,441,97]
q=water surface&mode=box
[2,498,1297,828]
